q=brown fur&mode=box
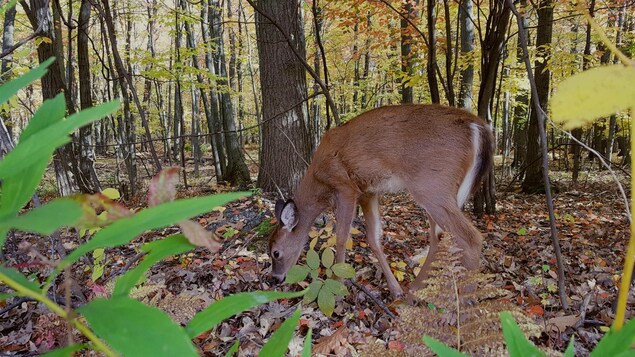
[269,104,494,298]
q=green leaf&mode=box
[18,94,66,143]
[0,96,66,222]
[303,280,323,304]
[551,65,635,130]
[114,234,195,296]
[422,336,468,357]
[0,100,120,181]
[79,297,198,357]
[0,266,40,293]
[500,312,545,357]
[0,293,13,300]
[591,318,635,357]
[40,344,87,357]
[285,265,310,284]
[321,248,334,268]
[563,338,575,357]
[301,329,312,357]
[307,250,320,270]
[4,199,83,235]
[516,227,528,236]
[51,192,249,284]
[331,263,355,279]
[185,289,305,338]
[224,340,239,357]
[0,58,54,106]
[101,188,121,200]
[259,308,302,357]
[324,279,348,296]
[317,287,335,317]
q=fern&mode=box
[363,233,543,356]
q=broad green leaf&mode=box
[0,58,54,105]
[422,336,468,357]
[4,199,83,234]
[0,100,120,180]
[303,280,323,304]
[551,65,635,130]
[114,234,195,296]
[306,249,320,270]
[500,312,545,357]
[0,293,12,300]
[186,289,306,338]
[317,288,335,317]
[331,263,355,279]
[324,279,348,296]
[301,329,312,357]
[259,308,302,357]
[285,265,310,283]
[101,188,121,200]
[321,248,334,268]
[0,159,48,225]
[224,340,239,357]
[51,192,249,283]
[591,318,635,357]
[79,296,198,357]
[0,266,40,293]
[18,94,66,143]
[563,338,574,357]
[40,344,87,357]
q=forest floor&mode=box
[0,155,633,356]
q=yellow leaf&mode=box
[551,65,635,130]
[350,227,361,235]
[309,229,319,238]
[101,188,121,200]
[346,237,353,250]
[394,270,405,281]
[310,237,318,250]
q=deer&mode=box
[268,104,494,299]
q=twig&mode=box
[348,279,396,319]
[0,24,44,60]
[507,0,569,310]
[575,291,593,329]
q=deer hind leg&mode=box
[410,213,443,291]
[409,192,483,291]
[359,193,404,298]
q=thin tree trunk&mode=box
[426,0,440,103]
[457,0,474,110]
[0,5,16,149]
[400,0,419,104]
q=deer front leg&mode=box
[334,194,357,264]
[360,194,404,299]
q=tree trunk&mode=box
[400,0,419,104]
[522,0,553,193]
[457,0,474,110]
[210,0,251,185]
[254,0,312,192]
[425,0,440,103]
[473,0,509,214]
[0,5,16,150]
[77,0,101,192]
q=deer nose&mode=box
[271,272,286,283]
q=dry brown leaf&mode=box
[546,314,580,334]
[178,220,221,252]
[313,326,350,356]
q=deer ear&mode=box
[280,200,299,230]
[275,199,286,221]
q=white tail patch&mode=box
[456,123,481,207]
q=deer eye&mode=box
[272,250,281,259]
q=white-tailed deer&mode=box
[269,104,494,298]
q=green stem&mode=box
[614,107,635,331]
[0,271,118,356]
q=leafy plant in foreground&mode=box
[286,247,355,317]
[0,58,306,356]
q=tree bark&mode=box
[254,0,312,192]
[400,0,419,104]
[522,0,553,193]
[210,0,251,185]
[457,0,474,110]
[425,0,440,103]
[0,5,16,151]
[77,0,101,192]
